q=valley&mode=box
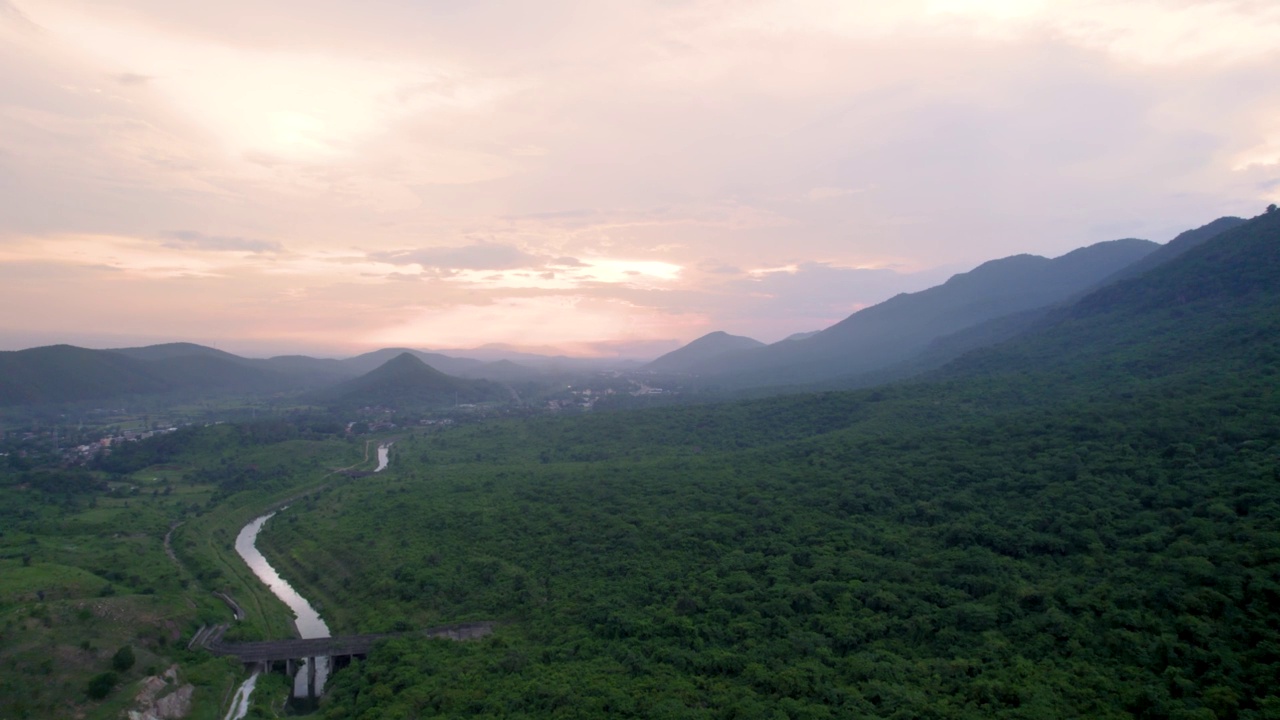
[1,211,1277,718]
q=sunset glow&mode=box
[2,0,1277,356]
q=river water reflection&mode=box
[225,441,393,716]
[234,512,331,696]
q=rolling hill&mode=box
[0,345,166,406]
[110,341,254,365]
[0,344,304,407]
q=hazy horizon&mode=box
[0,332,688,361]
[2,0,1277,357]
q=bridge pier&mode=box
[331,653,358,672]
[209,622,496,698]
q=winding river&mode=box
[222,443,392,720]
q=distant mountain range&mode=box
[653,217,1246,390]
[0,342,532,409]
[0,343,292,407]
[0,214,1257,408]
[430,344,646,373]
[656,237,1159,387]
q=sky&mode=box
[1,0,1277,358]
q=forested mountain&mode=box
[676,237,1159,388]
[110,341,254,365]
[0,344,298,406]
[795,215,1251,393]
[115,342,356,387]
[317,352,510,409]
[942,210,1279,385]
[1096,215,1245,287]
[643,331,765,374]
[251,211,1280,719]
[0,345,165,406]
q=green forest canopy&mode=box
[255,213,1280,719]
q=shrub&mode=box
[86,671,117,699]
[111,645,135,672]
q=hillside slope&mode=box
[943,209,1280,388]
[1095,215,1246,287]
[702,238,1158,388]
[800,215,1252,393]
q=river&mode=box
[222,442,392,720]
[221,673,257,720]
[234,511,331,698]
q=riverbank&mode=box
[170,437,394,644]
[214,439,397,718]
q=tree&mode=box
[111,645,135,672]
[1268,203,1277,214]
[86,671,117,699]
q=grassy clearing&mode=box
[0,560,108,607]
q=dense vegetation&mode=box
[242,212,1280,719]
[256,364,1276,718]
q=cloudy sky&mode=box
[1,0,1277,357]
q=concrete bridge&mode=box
[204,622,495,697]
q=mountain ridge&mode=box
[783,216,1251,394]
[690,237,1160,388]
[937,209,1280,387]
